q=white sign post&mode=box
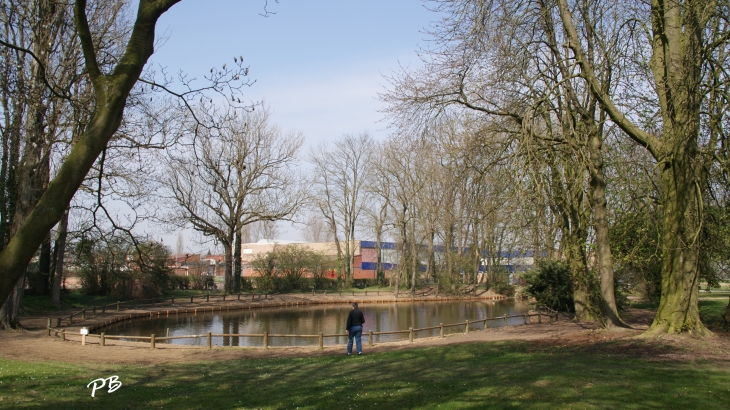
[80,327,89,345]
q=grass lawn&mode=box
[700,299,729,330]
[1,339,729,409]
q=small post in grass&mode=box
[206,293,209,302]
[264,332,269,349]
[47,318,51,336]
[207,332,212,350]
[190,295,194,303]
[440,323,444,338]
[116,301,120,312]
[171,296,175,304]
[369,330,373,346]
[409,327,414,342]
[101,332,105,347]
[61,330,66,342]
[151,334,156,349]
[318,332,323,350]
[503,314,507,327]
[465,320,469,334]
[81,308,86,319]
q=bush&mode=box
[168,275,191,290]
[522,260,575,312]
[251,245,334,292]
[72,235,174,299]
[486,267,515,297]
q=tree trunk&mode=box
[587,130,628,328]
[646,156,707,335]
[234,230,241,292]
[0,275,24,329]
[51,209,69,306]
[223,240,234,293]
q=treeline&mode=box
[307,0,730,334]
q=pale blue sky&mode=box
[150,0,437,145]
[144,1,440,248]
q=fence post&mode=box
[465,320,469,334]
[440,323,444,338]
[369,330,373,346]
[116,301,120,312]
[207,332,212,350]
[483,318,487,330]
[223,294,226,301]
[82,308,86,319]
[206,293,209,302]
[61,330,65,342]
[264,332,269,349]
[319,332,323,350]
[69,314,73,324]
[101,332,105,347]
[409,327,414,342]
[47,318,51,336]
[503,314,507,327]
[56,318,61,327]
[523,314,527,325]
[166,328,170,339]
[538,313,542,324]
[150,334,156,349]
[190,295,194,303]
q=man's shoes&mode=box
[347,353,351,356]
[358,352,362,355]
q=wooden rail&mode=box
[46,311,556,350]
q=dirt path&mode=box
[3,295,726,365]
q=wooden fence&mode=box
[46,311,557,350]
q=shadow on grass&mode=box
[3,338,730,409]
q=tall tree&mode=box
[557,0,729,335]
[309,132,374,285]
[163,106,304,293]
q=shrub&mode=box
[486,267,515,297]
[522,260,575,312]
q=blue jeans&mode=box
[347,325,362,354]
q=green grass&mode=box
[700,299,729,330]
[1,340,729,409]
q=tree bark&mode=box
[234,230,241,292]
[51,209,69,306]
[223,239,233,293]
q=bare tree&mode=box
[302,213,327,243]
[309,132,374,285]
[163,106,304,293]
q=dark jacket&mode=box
[346,308,365,331]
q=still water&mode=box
[103,300,531,347]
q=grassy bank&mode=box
[1,339,728,409]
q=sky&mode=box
[142,0,441,251]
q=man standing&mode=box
[346,302,365,355]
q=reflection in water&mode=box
[103,300,530,347]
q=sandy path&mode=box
[0,295,664,365]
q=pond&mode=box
[102,300,532,347]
